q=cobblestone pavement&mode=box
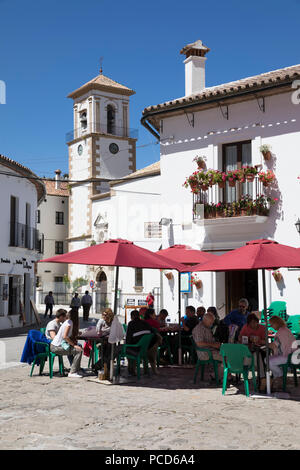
[1,360,300,450]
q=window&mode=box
[36,210,40,224]
[55,241,64,254]
[107,105,115,134]
[223,140,252,203]
[144,222,162,239]
[54,276,63,283]
[135,268,143,287]
[55,212,64,225]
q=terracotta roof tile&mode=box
[143,64,300,114]
[44,180,69,196]
[68,73,135,99]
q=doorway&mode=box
[226,270,258,313]
[96,270,108,312]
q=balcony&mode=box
[66,122,138,143]
[193,177,274,222]
[9,222,44,253]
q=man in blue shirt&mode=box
[223,298,250,330]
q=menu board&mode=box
[126,298,136,306]
[180,272,191,293]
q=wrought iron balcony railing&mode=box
[9,222,44,253]
[66,122,138,143]
[192,177,273,221]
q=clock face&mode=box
[77,144,83,156]
[109,143,119,155]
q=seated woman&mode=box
[267,316,297,391]
[143,308,163,374]
[238,313,266,345]
[239,313,267,389]
[94,308,115,377]
[50,308,83,378]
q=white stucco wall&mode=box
[0,165,41,329]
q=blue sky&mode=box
[0,0,300,178]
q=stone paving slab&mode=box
[1,360,300,450]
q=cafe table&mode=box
[78,330,107,368]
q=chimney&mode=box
[180,40,210,96]
[55,169,61,190]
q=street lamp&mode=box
[295,219,300,235]
[159,218,173,226]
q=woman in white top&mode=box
[50,308,83,378]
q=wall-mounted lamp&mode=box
[159,218,173,226]
[295,218,300,235]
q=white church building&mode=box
[67,41,300,321]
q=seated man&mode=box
[196,306,206,321]
[181,306,199,337]
[192,312,223,378]
[223,298,250,337]
[45,309,67,340]
[156,309,169,327]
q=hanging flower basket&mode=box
[194,280,203,289]
[218,181,225,189]
[272,271,283,282]
[164,272,173,281]
[200,184,209,191]
[228,180,236,187]
[246,174,255,182]
[260,144,272,161]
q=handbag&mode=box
[61,339,71,351]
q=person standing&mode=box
[81,291,93,322]
[70,292,81,313]
[146,291,155,308]
[44,291,55,318]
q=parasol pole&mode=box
[110,265,119,381]
[262,268,271,395]
[178,271,182,365]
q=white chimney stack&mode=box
[55,169,61,190]
[180,40,210,97]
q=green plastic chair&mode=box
[40,327,46,334]
[88,340,99,368]
[192,338,219,385]
[278,350,300,391]
[181,335,197,364]
[30,341,65,379]
[122,323,127,333]
[220,343,257,397]
[286,315,300,339]
[116,333,154,380]
[261,301,288,327]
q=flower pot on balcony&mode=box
[228,180,236,188]
[246,174,255,182]
[200,184,209,191]
[218,181,226,189]
[197,161,206,170]
[216,211,224,218]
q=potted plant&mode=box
[213,170,227,188]
[216,202,225,218]
[260,144,272,161]
[272,270,283,282]
[164,271,173,281]
[193,155,206,169]
[191,275,203,289]
[258,170,276,187]
[197,171,210,191]
[226,170,238,187]
[243,165,258,182]
[183,172,201,194]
